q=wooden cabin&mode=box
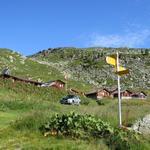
[138,91,147,99]
[121,90,133,99]
[0,74,65,89]
[0,74,43,86]
[97,88,111,99]
[131,91,147,99]
[85,88,111,100]
[111,89,133,99]
[85,90,97,99]
[51,80,65,89]
[41,80,65,89]
[68,88,85,96]
[111,89,147,100]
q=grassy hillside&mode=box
[0,48,92,91]
[30,47,150,89]
[0,48,150,149]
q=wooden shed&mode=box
[97,88,111,99]
[85,88,111,100]
[68,88,85,96]
[41,80,65,89]
[121,90,133,99]
[111,89,133,99]
[131,91,147,99]
[52,80,65,89]
[85,90,97,99]
[0,74,65,89]
[0,74,42,86]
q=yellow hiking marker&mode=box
[106,52,129,127]
[114,66,129,75]
[106,54,117,66]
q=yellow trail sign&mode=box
[114,66,129,75]
[106,54,117,66]
[106,52,130,127]
[106,54,129,75]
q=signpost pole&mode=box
[106,52,129,127]
[117,52,122,127]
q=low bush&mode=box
[40,112,143,150]
[40,112,113,138]
[80,98,90,105]
[96,100,105,105]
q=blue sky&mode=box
[0,0,150,55]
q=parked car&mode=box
[60,95,81,105]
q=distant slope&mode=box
[0,48,63,81]
[0,48,92,91]
[30,47,150,89]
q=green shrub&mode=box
[40,112,143,150]
[80,98,90,105]
[40,112,113,138]
[96,100,105,105]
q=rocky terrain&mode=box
[30,47,150,90]
[132,114,150,134]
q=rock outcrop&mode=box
[132,114,150,134]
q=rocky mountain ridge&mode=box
[30,47,150,90]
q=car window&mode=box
[67,95,74,98]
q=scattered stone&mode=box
[9,56,14,63]
[132,114,150,135]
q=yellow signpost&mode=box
[106,54,129,75]
[106,55,117,66]
[106,52,129,127]
[114,66,129,75]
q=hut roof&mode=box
[0,74,43,85]
[85,88,112,95]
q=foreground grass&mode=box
[0,111,19,128]
[0,128,108,150]
[0,78,150,149]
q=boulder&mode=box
[132,114,150,134]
